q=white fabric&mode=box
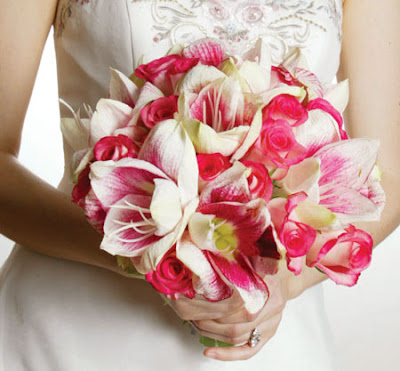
[1,1,344,369]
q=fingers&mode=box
[215,307,261,324]
[203,313,282,361]
[214,295,285,325]
[192,309,282,346]
[165,292,244,321]
[192,316,262,345]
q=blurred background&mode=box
[1,29,399,370]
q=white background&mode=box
[1,30,399,370]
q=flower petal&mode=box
[150,178,183,236]
[199,161,251,205]
[324,79,349,114]
[90,99,134,145]
[315,139,380,191]
[294,200,337,230]
[206,252,269,314]
[139,196,199,272]
[176,64,226,95]
[182,118,249,156]
[90,158,168,208]
[231,105,263,161]
[101,194,160,256]
[280,157,321,203]
[295,109,341,155]
[139,119,198,205]
[182,39,225,67]
[239,60,270,94]
[109,68,139,108]
[60,117,91,152]
[242,38,272,73]
[177,235,232,301]
[129,82,165,126]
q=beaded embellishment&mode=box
[132,0,342,63]
[54,0,342,65]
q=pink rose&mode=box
[140,95,178,129]
[145,247,196,300]
[309,225,373,286]
[280,220,316,258]
[261,119,296,153]
[197,153,231,181]
[263,94,308,127]
[241,160,273,202]
[72,165,106,233]
[256,119,307,167]
[269,193,316,274]
[72,164,91,207]
[135,55,199,95]
[93,135,138,162]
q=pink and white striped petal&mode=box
[182,39,225,67]
[314,139,383,222]
[177,235,233,302]
[199,161,251,206]
[90,158,168,208]
[206,251,269,314]
[189,77,245,132]
[101,194,160,256]
[294,109,341,156]
[315,139,380,191]
[139,119,198,205]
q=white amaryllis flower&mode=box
[277,139,385,229]
[174,39,277,160]
[89,119,199,273]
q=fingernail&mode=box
[205,350,217,359]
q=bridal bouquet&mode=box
[62,38,385,315]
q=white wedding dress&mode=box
[0,1,344,370]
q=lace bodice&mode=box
[54,0,342,112]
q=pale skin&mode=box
[0,0,399,363]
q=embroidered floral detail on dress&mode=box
[55,0,91,37]
[131,0,342,63]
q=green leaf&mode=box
[182,321,234,348]
[198,335,233,348]
[116,256,145,279]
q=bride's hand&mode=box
[167,266,296,361]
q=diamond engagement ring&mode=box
[248,328,261,347]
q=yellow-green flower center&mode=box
[212,218,238,256]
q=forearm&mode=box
[0,153,119,273]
